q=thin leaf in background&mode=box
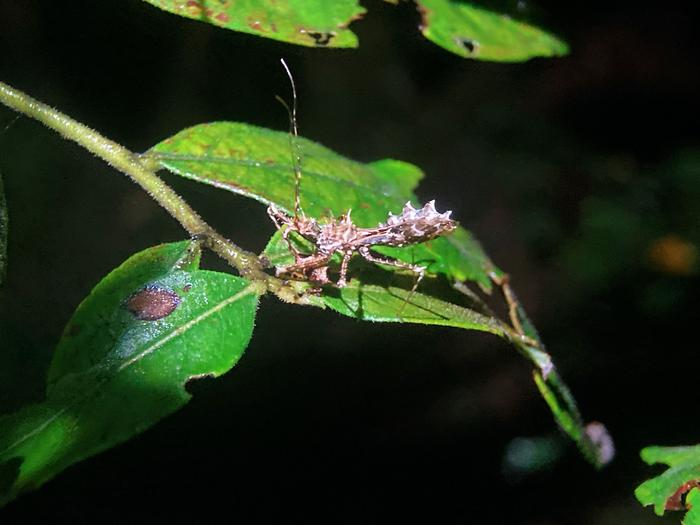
[0,241,259,505]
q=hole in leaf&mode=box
[458,38,478,54]
[126,285,181,321]
[306,31,335,46]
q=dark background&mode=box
[1,1,699,523]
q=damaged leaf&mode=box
[636,444,700,523]
[140,0,566,61]
[414,0,568,62]
[141,0,365,48]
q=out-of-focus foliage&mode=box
[560,151,699,311]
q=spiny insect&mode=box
[267,59,457,291]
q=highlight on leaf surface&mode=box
[0,241,259,506]
[636,444,700,523]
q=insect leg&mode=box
[358,246,425,291]
[277,252,332,286]
[336,250,354,288]
[281,226,309,263]
[489,272,526,337]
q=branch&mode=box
[0,80,294,295]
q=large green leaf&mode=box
[0,172,6,285]
[140,0,567,61]
[141,0,366,48]
[0,241,259,506]
[149,121,495,289]
[636,444,700,523]
[415,0,568,62]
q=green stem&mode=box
[0,80,272,285]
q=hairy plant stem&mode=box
[0,80,308,299]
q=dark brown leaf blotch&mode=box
[126,286,180,321]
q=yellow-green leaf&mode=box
[141,0,365,48]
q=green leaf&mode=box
[323,279,505,334]
[0,241,259,506]
[636,444,700,522]
[414,0,568,62]
[149,121,495,289]
[141,0,366,48]
[0,172,7,285]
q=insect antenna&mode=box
[276,58,304,221]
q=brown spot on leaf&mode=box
[248,19,263,31]
[182,284,192,293]
[666,480,700,511]
[215,11,230,24]
[185,0,203,16]
[126,286,181,321]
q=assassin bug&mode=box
[267,59,457,291]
